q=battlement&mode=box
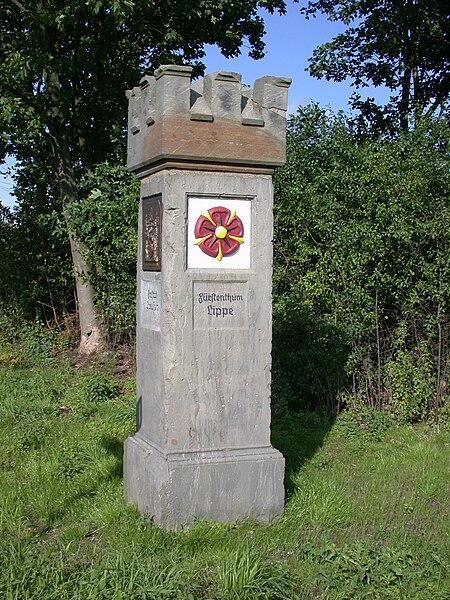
[126,65,291,176]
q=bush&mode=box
[273,105,450,420]
[68,163,139,343]
[0,198,73,327]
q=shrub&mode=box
[68,163,139,343]
[273,106,450,420]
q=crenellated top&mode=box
[126,65,291,176]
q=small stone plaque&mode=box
[142,195,162,271]
[141,280,161,331]
[193,281,248,329]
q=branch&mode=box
[8,0,29,14]
[0,81,38,113]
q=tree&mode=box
[0,0,286,353]
[2,150,74,327]
[298,0,450,131]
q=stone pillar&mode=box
[124,64,291,528]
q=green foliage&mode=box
[1,546,192,599]
[56,441,91,480]
[437,400,450,430]
[335,406,394,444]
[272,295,349,414]
[299,541,429,598]
[0,313,65,367]
[273,105,450,420]
[0,174,73,325]
[299,0,450,131]
[387,346,434,423]
[68,163,139,341]
[215,546,295,599]
[0,349,449,598]
[0,0,287,348]
[83,372,119,404]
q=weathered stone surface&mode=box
[133,171,275,451]
[203,71,242,119]
[253,75,291,111]
[125,436,284,527]
[126,65,291,175]
[139,76,156,126]
[124,66,290,529]
[124,169,286,527]
[154,64,192,117]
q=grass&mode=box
[0,347,448,599]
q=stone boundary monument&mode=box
[124,64,291,528]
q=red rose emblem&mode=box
[194,206,244,261]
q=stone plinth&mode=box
[124,65,291,529]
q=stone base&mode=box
[124,435,285,529]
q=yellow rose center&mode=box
[215,225,227,239]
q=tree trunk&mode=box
[55,141,105,355]
[412,65,422,126]
[47,72,105,355]
[38,12,105,355]
[400,67,411,131]
[400,9,413,132]
[68,230,105,355]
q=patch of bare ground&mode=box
[113,344,135,381]
[56,342,135,380]
[40,529,100,571]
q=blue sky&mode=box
[204,1,389,115]
[0,158,15,208]
[1,1,389,208]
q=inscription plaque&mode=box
[193,281,248,330]
[141,279,161,331]
[142,195,162,271]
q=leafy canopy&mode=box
[0,0,287,169]
[298,0,450,131]
[0,0,286,346]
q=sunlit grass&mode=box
[1,358,448,598]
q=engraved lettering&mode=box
[198,292,243,304]
[193,282,247,329]
[141,280,161,331]
[206,305,236,318]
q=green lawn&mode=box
[0,353,448,599]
